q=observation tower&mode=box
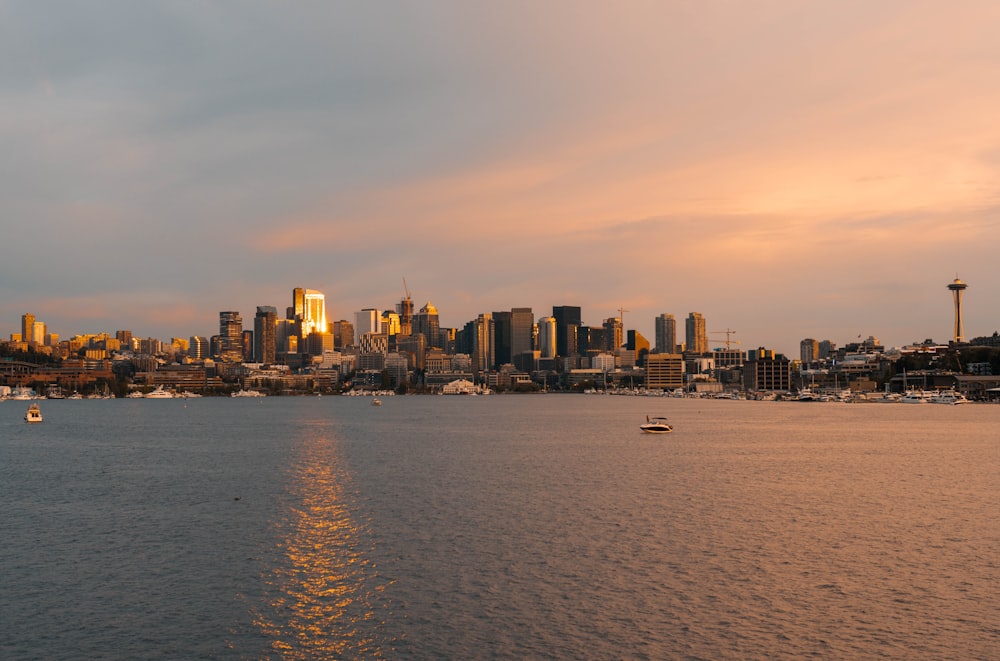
[947,277,968,343]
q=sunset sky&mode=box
[2,1,998,355]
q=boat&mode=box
[640,416,673,433]
[900,389,928,404]
[796,388,818,402]
[929,389,969,405]
[25,402,43,423]
[144,386,175,399]
[371,397,382,406]
[231,389,266,398]
[10,387,36,401]
[46,386,66,399]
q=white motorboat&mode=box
[231,389,266,398]
[371,397,382,406]
[10,387,36,401]
[25,402,43,423]
[144,386,175,399]
[796,388,818,402]
[640,416,673,434]
[929,389,969,405]
[900,390,928,404]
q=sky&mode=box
[2,0,999,356]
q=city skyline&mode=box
[2,2,999,354]
[6,276,990,359]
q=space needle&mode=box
[947,276,968,343]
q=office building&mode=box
[553,305,581,357]
[301,289,327,337]
[685,312,708,355]
[412,301,441,349]
[218,311,244,363]
[537,317,557,359]
[654,313,676,354]
[800,338,820,365]
[355,308,382,336]
[21,313,35,344]
[510,308,534,360]
[743,348,792,391]
[646,353,684,390]
[603,317,623,352]
[189,335,209,360]
[493,311,512,366]
[254,306,278,364]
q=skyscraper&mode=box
[510,307,534,360]
[254,306,278,363]
[301,289,327,337]
[397,291,413,336]
[685,312,708,354]
[654,313,676,354]
[218,311,244,362]
[472,312,495,375]
[538,316,557,358]
[552,305,581,357]
[412,302,441,349]
[21,313,35,344]
[492,311,512,366]
[603,317,623,352]
[354,308,382,336]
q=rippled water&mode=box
[2,396,999,659]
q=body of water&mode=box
[2,395,999,659]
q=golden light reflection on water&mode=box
[253,429,392,659]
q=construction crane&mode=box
[402,276,411,300]
[710,328,741,350]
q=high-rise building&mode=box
[654,313,676,354]
[189,335,210,360]
[412,302,441,349]
[301,289,327,337]
[800,338,819,365]
[21,313,35,344]
[552,305,581,357]
[685,312,708,355]
[510,308,534,360]
[291,288,305,320]
[218,311,244,362]
[254,306,278,363]
[627,330,651,366]
[397,292,413,336]
[493,311,512,366]
[603,317,623,352]
[32,321,46,345]
[332,320,354,349]
[538,316,557,358]
[355,308,382,336]
[472,313,495,375]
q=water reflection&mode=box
[254,425,393,659]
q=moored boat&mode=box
[144,386,175,399]
[929,389,969,405]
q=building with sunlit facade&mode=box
[685,312,708,354]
